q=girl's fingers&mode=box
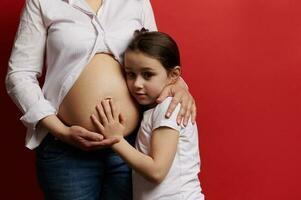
[119,113,126,126]
[109,99,118,119]
[96,104,108,125]
[91,114,105,131]
[101,100,113,122]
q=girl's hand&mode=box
[157,77,196,126]
[91,99,126,140]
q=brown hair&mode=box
[126,28,181,71]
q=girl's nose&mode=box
[134,76,144,88]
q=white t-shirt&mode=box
[133,97,205,200]
[6,0,157,149]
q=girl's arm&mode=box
[91,99,179,183]
[113,127,178,183]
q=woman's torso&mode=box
[11,0,157,149]
[41,0,157,136]
[58,53,140,135]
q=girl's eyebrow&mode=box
[141,67,154,71]
[124,66,156,71]
[124,66,132,70]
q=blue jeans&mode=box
[36,134,135,200]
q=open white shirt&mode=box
[6,0,157,149]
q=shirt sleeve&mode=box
[151,97,182,133]
[141,0,158,31]
[5,0,56,130]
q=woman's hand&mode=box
[39,114,119,151]
[157,77,196,126]
[58,125,120,151]
[91,99,125,140]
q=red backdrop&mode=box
[1,0,301,199]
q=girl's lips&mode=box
[135,92,146,95]
[134,93,147,99]
[136,94,146,97]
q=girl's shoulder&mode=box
[153,97,180,116]
[150,97,182,132]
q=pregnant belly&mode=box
[58,53,140,136]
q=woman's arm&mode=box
[91,99,179,183]
[142,0,157,31]
[6,0,55,130]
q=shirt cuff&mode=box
[153,119,182,133]
[20,99,56,130]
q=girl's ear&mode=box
[168,66,181,84]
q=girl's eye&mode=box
[143,72,154,79]
[126,72,135,79]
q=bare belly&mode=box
[58,54,140,136]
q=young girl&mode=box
[91,30,204,200]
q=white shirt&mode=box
[133,97,204,200]
[5,0,157,149]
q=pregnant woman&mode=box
[6,0,196,199]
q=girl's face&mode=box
[124,51,175,106]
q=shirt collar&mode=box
[64,0,95,16]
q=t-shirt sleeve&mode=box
[141,0,158,31]
[151,97,181,133]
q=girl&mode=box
[91,30,204,200]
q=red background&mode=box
[1,0,301,199]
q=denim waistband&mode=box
[41,130,137,151]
